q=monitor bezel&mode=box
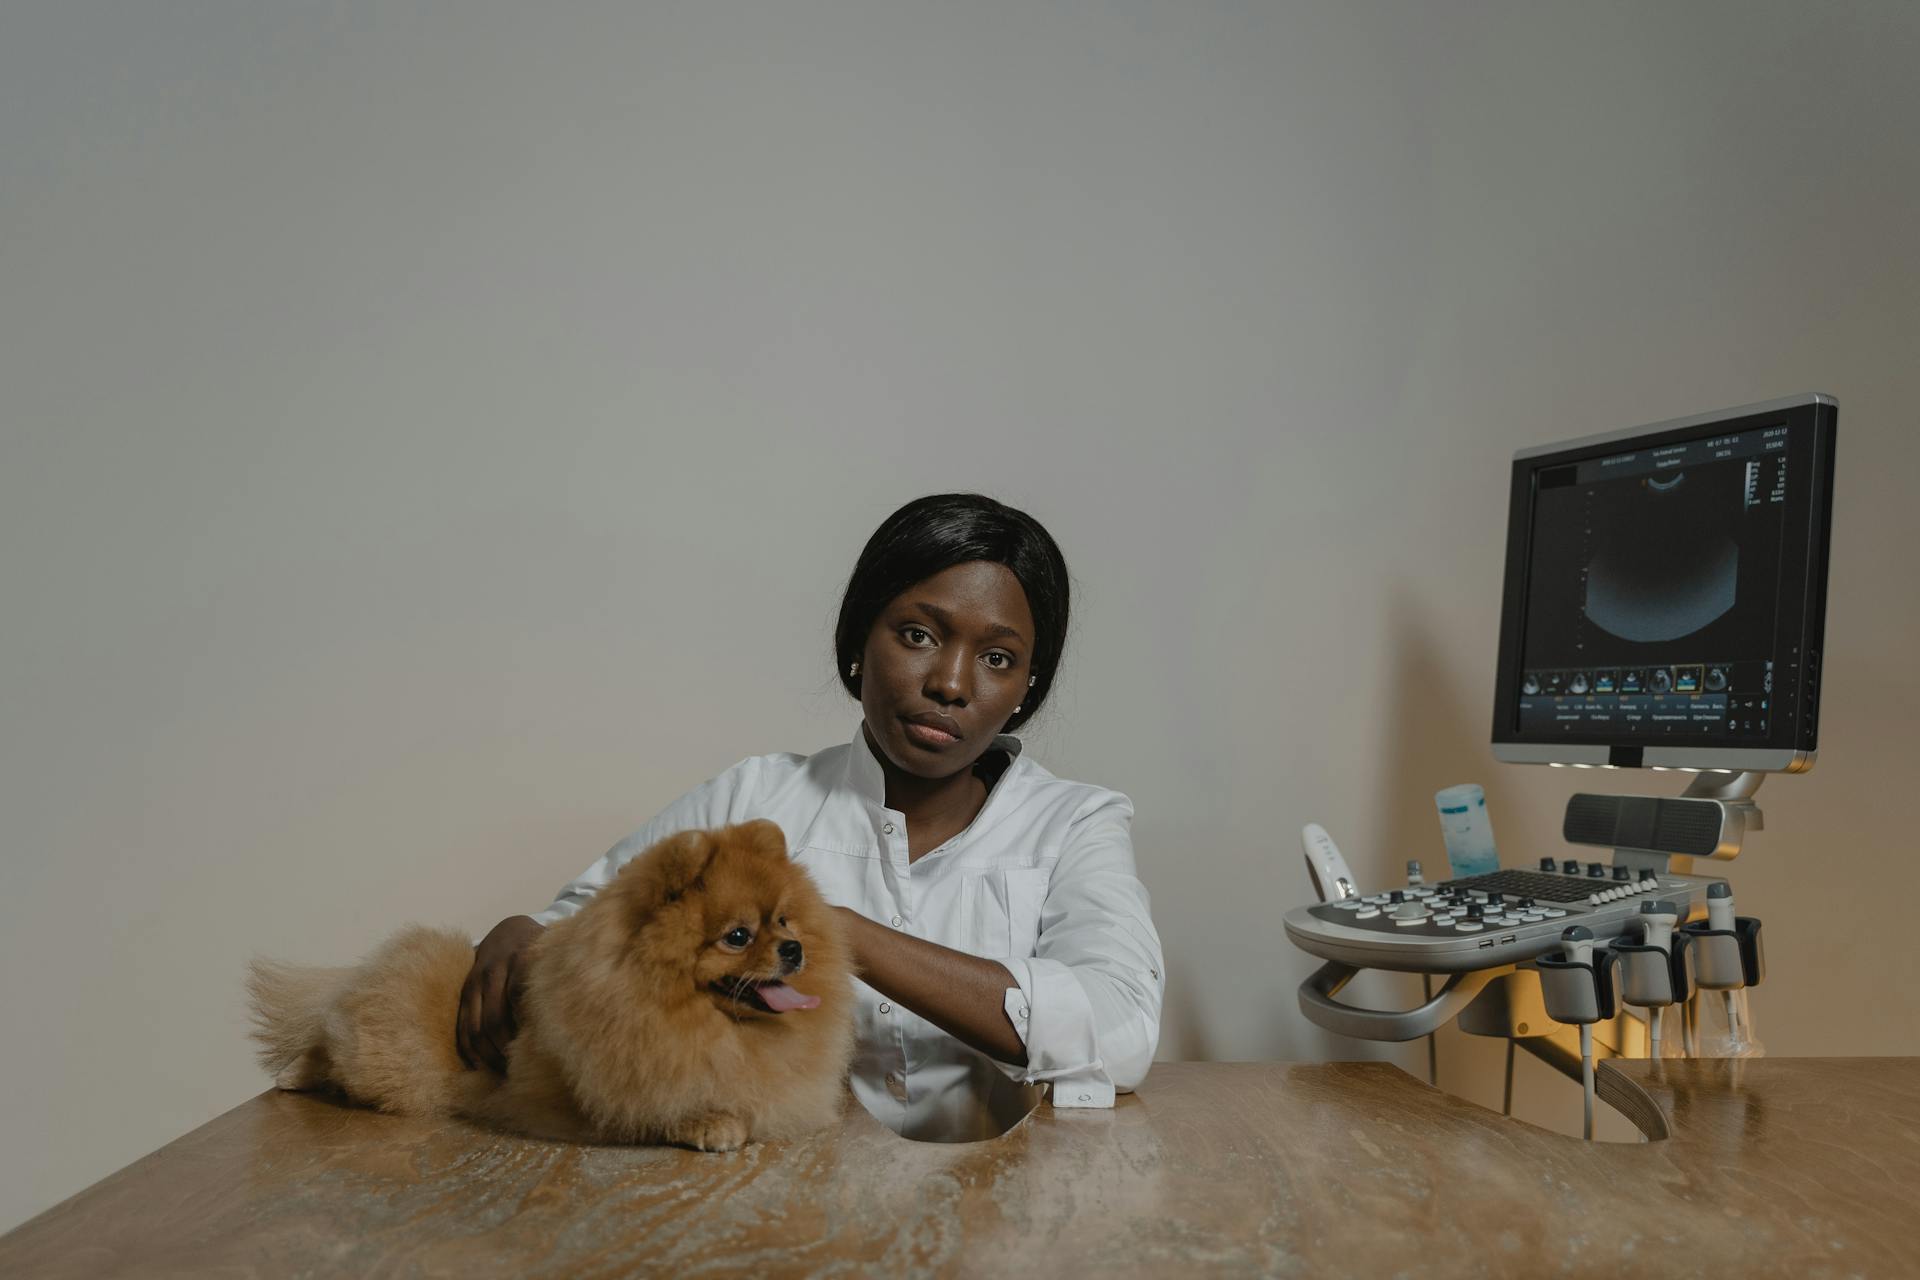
[1490,394,1837,772]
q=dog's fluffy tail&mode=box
[246,958,352,1089]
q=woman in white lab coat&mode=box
[455,493,1164,1141]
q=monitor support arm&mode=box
[1682,768,1765,809]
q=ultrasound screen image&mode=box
[1515,428,1791,740]
[1581,474,1739,642]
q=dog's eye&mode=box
[778,915,787,927]
[723,927,752,948]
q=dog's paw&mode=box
[678,1113,751,1153]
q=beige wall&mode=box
[4,0,1917,1232]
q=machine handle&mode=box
[1298,960,1511,1042]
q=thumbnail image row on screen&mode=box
[1519,661,1773,698]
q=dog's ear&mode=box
[651,830,718,902]
[738,819,790,864]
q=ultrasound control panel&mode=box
[1282,860,1720,973]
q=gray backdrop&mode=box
[4,0,1917,1232]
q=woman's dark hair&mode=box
[835,494,1070,734]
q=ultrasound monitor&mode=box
[1491,394,1837,772]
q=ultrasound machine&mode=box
[1284,394,1837,1130]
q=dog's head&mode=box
[600,820,843,1020]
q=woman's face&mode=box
[859,560,1037,782]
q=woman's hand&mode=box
[456,915,545,1074]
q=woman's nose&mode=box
[925,648,971,705]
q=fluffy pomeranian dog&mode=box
[247,820,855,1151]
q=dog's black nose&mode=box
[777,940,803,971]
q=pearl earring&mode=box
[1013,673,1036,715]
[848,661,860,677]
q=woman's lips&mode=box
[901,717,960,748]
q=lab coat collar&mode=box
[845,721,1024,813]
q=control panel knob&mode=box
[1612,866,1633,882]
[1388,890,1405,904]
[1562,859,1581,875]
[1486,892,1505,906]
[1586,864,1608,879]
[1639,869,1658,883]
[1539,856,1557,872]
[1465,905,1484,921]
[1517,897,1536,909]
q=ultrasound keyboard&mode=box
[1282,859,1722,973]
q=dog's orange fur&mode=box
[247,821,855,1151]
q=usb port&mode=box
[1500,934,1517,944]
[1478,938,1496,949]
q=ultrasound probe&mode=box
[1706,882,1745,1047]
[1560,926,1599,1140]
[1638,899,1680,1058]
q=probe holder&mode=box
[1534,947,1621,1026]
[1680,917,1765,991]
[1610,933,1694,1009]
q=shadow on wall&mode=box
[1374,584,1493,895]
[1306,585,1498,1072]
[1158,964,1213,1064]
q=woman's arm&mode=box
[993,792,1165,1103]
[833,906,1028,1066]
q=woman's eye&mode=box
[984,652,1012,670]
[724,927,753,947]
[902,627,934,646]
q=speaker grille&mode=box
[1653,801,1724,856]
[1563,793,1725,856]
[1564,794,1621,846]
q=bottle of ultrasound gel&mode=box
[1434,784,1500,879]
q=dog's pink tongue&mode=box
[755,982,820,1012]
